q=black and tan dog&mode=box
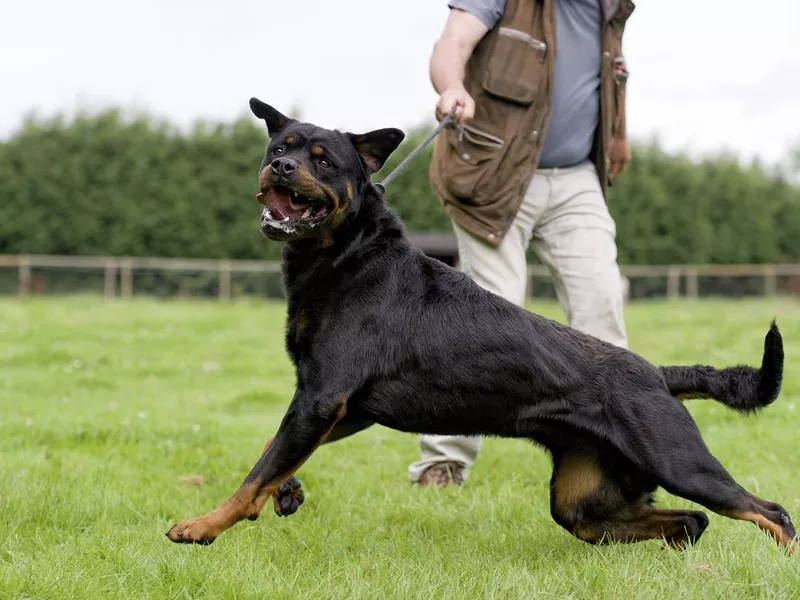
[167,99,796,551]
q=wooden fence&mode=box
[3,253,800,300]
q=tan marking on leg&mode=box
[573,506,707,548]
[728,511,797,550]
[168,395,349,544]
[551,452,710,549]
[247,471,300,519]
[166,482,259,544]
[552,453,603,512]
[572,524,605,544]
[244,395,346,519]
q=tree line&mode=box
[1,109,798,265]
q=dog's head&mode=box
[249,98,405,243]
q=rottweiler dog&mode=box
[167,98,796,551]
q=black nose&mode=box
[271,157,299,176]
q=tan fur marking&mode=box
[575,509,701,548]
[240,394,347,520]
[346,181,354,200]
[729,511,796,549]
[285,136,295,145]
[335,394,347,420]
[262,163,345,248]
[259,166,271,188]
[166,482,259,543]
[553,454,603,510]
[167,390,352,543]
[295,312,308,340]
[572,525,605,544]
[311,145,324,156]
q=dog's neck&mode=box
[280,185,407,305]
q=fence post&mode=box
[104,260,117,299]
[686,267,698,299]
[763,265,777,297]
[120,260,133,298]
[219,261,232,300]
[18,255,31,297]
[666,267,681,299]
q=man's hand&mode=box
[608,137,631,181]
[436,84,476,124]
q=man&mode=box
[408,0,636,487]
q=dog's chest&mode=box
[286,309,313,356]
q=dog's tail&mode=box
[660,320,783,414]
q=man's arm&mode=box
[430,9,490,123]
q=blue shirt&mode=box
[449,0,603,168]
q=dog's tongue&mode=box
[267,188,307,219]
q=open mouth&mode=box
[262,185,330,222]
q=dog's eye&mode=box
[273,147,284,156]
[319,159,330,168]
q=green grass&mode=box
[1,296,800,599]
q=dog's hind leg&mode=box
[550,448,709,548]
[166,392,349,545]
[612,393,797,551]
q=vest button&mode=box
[462,153,470,160]
[532,129,539,137]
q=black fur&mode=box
[166,101,796,550]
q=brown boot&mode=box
[417,462,466,488]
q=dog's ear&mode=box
[249,97,294,137]
[347,128,405,174]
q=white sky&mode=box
[2,0,799,165]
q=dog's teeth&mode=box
[302,206,312,219]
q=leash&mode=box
[374,108,458,194]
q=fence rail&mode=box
[2,253,800,300]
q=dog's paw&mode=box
[166,517,218,545]
[272,477,305,517]
[666,511,709,550]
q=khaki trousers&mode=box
[408,161,628,482]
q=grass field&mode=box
[1,296,800,599]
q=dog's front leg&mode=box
[263,416,375,519]
[166,392,347,545]
[251,437,304,518]
[261,415,374,519]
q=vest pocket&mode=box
[442,124,510,206]
[482,27,547,106]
